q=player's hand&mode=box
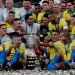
[36,37,40,44]
[45,59,50,64]
[10,44,18,48]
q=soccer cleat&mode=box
[0,65,3,71]
[5,62,11,71]
[69,60,75,69]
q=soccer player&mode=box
[37,31,75,70]
[5,32,26,70]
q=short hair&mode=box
[23,0,30,2]
[9,32,21,40]
[6,0,13,2]
[43,14,48,18]
[60,31,70,37]
[35,4,40,7]
[13,18,20,22]
[52,30,60,34]
[48,0,54,2]
[8,11,15,15]
[61,2,67,5]
[25,14,32,21]
[42,1,49,4]
[48,12,57,16]
[54,3,61,8]
[0,24,6,28]
[67,0,74,5]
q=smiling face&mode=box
[48,0,54,9]
[42,17,49,25]
[23,0,30,10]
[13,20,22,30]
[42,3,49,11]
[67,2,74,11]
[13,36,22,45]
[0,25,7,35]
[51,31,59,42]
[61,2,66,12]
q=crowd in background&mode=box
[0,0,75,70]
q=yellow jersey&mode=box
[48,18,67,32]
[71,26,75,36]
[69,24,74,32]
[5,42,25,61]
[63,9,75,21]
[37,9,51,23]
[52,40,75,60]
[0,46,4,51]
[46,42,58,60]
[32,13,41,23]
[37,11,45,23]
[1,21,13,28]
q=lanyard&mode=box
[26,24,33,34]
[64,39,72,55]
[54,18,60,30]
[7,21,13,27]
[54,24,59,30]
[36,14,38,23]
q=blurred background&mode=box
[3,0,41,8]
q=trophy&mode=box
[26,28,37,56]
[26,34,36,56]
[26,29,40,69]
[69,60,75,69]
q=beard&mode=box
[51,20,56,24]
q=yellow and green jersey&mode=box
[1,21,13,28]
[71,26,75,36]
[48,18,67,32]
[52,40,75,60]
[0,46,4,51]
[32,13,42,23]
[69,24,74,32]
[46,42,58,60]
[37,11,45,23]
[5,42,25,61]
[63,9,75,21]
[37,9,51,23]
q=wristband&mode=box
[40,42,43,44]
